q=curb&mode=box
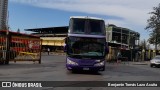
[132,63,148,65]
[132,62,149,65]
[50,52,66,56]
[42,52,66,56]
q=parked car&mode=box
[150,55,160,67]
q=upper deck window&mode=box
[72,19,85,34]
[89,20,105,34]
[69,18,105,35]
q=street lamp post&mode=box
[142,49,145,61]
[121,28,122,49]
[130,46,133,62]
[5,30,9,64]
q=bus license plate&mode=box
[83,68,89,70]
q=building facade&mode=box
[25,26,68,52]
[106,24,140,61]
[106,24,140,49]
[0,0,8,30]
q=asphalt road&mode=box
[0,54,160,90]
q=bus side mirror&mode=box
[64,44,67,52]
[105,47,109,55]
[64,38,68,52]
[65,37,68,44]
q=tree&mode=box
[139,39,147,50]
[145,3,160,50]
[146,44,151,50]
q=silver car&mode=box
[150,55,160,67]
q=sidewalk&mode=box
[41,52,66,56]
[129,61,150,65]
[107,60,150,65]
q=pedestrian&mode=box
[137,51,141,62]
[117,51,122,63]
[47,48,50,55]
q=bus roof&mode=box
[70,16,104,21]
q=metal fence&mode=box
[0,31,42,64]
[0,35,7,64]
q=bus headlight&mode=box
[94,61,105,66]
[67,58,78,65]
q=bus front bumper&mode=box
[66,64,105,71]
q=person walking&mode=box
[47,48,50,55]
[117,51,122,64]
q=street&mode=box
[0,54,160,90]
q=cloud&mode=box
[10,0,160,29]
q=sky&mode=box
[8,0,160,41]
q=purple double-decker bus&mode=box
[65,16,108,72]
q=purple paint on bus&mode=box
[65,16,107,72]
[66,57,105,71]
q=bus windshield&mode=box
[67,37,105,58]
[70,18,105,35]
[72,19,85,34]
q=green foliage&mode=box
[148,32,160,44]
[139,39,147,49]
[146,3,160,48]
[139,39,151,50]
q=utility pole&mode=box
[5,29,10,64]
[121,28,122,49]
[155,29,158,55]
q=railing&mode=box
[0,31,42,64]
